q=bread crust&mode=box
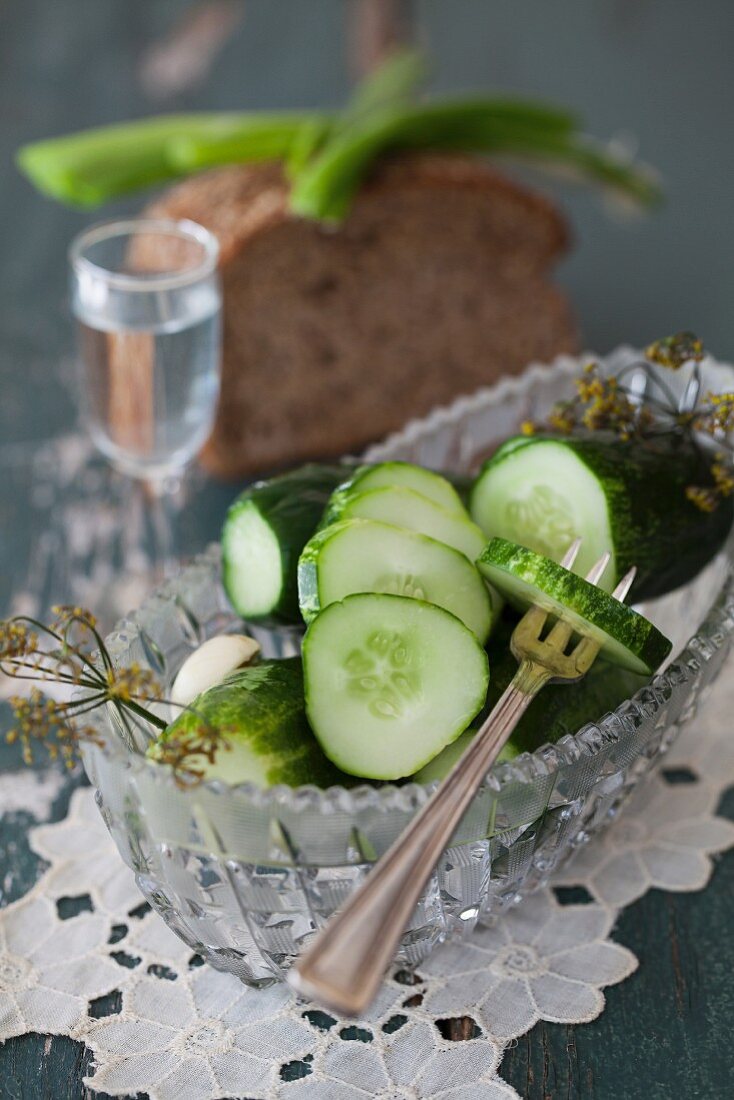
[143,154,577,478]
[149,154,570,266]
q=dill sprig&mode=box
[149,725,234,789]
[645,332,705,371]
[522,333,734,513]
[0,605,226,786]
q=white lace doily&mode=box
[1,678,733,1099]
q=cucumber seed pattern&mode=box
[503,486,576,560]
[344,630,420,719]
[375,572,427,600]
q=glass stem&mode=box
[145,477,178,580]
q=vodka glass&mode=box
[69,218,221,578]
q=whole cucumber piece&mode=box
[413,613,647,783]
[151,658,352,789]
[471,432,734,600]
[222,463,347,625]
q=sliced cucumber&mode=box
[222,463,346,624]
[302,593,489,779]
[478,538,671,674]
[471,436,614,589]
[298,518,495,641]
[150,658,353,788]
[330,461,465,515]
[326,486,487,563]
[471,432,734,600]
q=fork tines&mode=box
[612,565,637,602]
[560,537,583,570]
[511,540,638,682]
[561,538,636,605]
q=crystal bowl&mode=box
[82,348,734,987]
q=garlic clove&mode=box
[171,634,261,708]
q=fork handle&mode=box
[288,668,547,1015]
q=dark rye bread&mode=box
[144,154,578,477]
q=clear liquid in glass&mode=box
[73,283,221,480]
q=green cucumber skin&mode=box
[484,615,646,754]
[320,485,360,529]
[155,658,352,788]
[297,517,493,641]
[327,461,464,515]
[413,614,645,784]
[445,471,473,508]
[478,537,672,674]
[475,432,734,600]
[222,464,347,624]
[297,527,328,622]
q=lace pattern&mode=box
[1,674,732,1098]
[3,348,734,1095]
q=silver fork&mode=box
[288,540,637,1015]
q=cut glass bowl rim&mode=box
[91,347,734,816]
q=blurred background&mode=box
[2,0,734,619]
[3,0,734,450]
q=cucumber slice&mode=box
[302,593,489,779]
[222,463,346,624]
[298,518,495,641]
[331,461,465,514]
[477,538,672,674]
[150,658,353,788]
[327,486,487,563]
[471,437,615,589]
[471,433,734,600]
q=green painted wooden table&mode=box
[2,2,734,1096]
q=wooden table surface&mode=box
[2,3,733,1097]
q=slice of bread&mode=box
[144,153,578,477]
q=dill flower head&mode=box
[149,723,232,788]
[0,620,38,661]
[6,688,99,768]
[645,332,704,370]
[2,607,167,773]
[104,663,161,704]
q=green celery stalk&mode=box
[288,99,661,221]
[285,117,335,180]
[168,113,329,172]
[338,48,429,125]
[17,112,319,207]
[176,51,428,180]
[288,99,579,220]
